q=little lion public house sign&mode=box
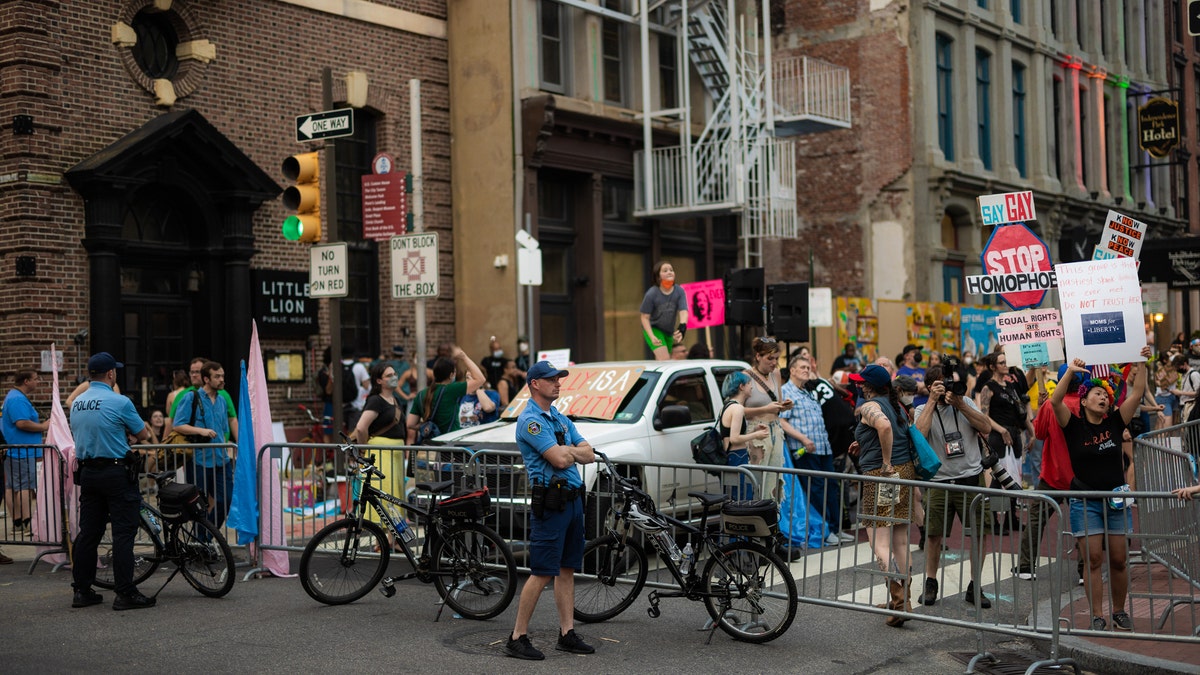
[1138,97,1180,158]
[252,270,318,338]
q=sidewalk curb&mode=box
[1034,595,1199,675]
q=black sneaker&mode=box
[1012,566,1036,580]
[504,634,544,661]
[71,588,104,608]
[1112,611,1133,631]
[556,629,595,655]
[1091,616,1107,631]
[112,592,156,611]
[964,581,991,609]
[918,577,938,606]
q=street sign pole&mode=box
[412,78,427,392]
[322,66,344,438]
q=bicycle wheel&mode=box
[174,519,236,598]
[574,534,648,623]
[93,520,163,590]
[299,518,389,605]
[701,540,797,643]
[430,521,517,620]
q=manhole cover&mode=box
[949,650,1075,675]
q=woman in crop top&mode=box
[719,372,770,501]
[742,337,793,499]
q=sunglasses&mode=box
[758,337,777,344]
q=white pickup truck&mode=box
[430,359,749,539]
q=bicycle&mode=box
[298,440,517,620]
[93,470,236,598]
[573,451,798,643]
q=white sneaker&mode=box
[824,533,841,547]
[837,531,855,543]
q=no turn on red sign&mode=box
[974,223,1053,310]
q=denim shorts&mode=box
[3,455,37,490]
[1068,497,1132,537]
[528,495,585,576]
[1154,393,1175,416]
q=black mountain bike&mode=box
[93,471,236,598]
[574,451,798,643]
[298,442,517,620]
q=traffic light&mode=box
[281,151,321,242]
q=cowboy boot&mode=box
[885,580,908,627]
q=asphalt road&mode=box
[1,549,1062,674]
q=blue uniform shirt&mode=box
[516,398,585,488]
[2,389,43,458]
[69,382,144,460]
[173,389,231,467]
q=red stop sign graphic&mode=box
[979,222,1052,310]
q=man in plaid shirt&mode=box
[781,354,853,546]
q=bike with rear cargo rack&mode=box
[573,450,798,643]
[297,438,517,620]
[93,470,236,598]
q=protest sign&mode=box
[682,280,726,329]
[1092,210,1148,261]
[977,191,1036,226]
[502,366,644,420]
[1055,258,1146,364]
[997,309,1064,369]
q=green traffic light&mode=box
[282,215,304,241]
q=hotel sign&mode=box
[1138,97,1179,158]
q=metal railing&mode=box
[772,55,853,129]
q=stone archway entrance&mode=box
[66,110,280,410]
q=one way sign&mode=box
[295,109,354,142]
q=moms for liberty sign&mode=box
[1055,259,1145,365]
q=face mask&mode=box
[900,395,915,406]
[963,356,974,365]
[913,353,923,365]
[660,279,675,290]
[518,342,529,354]
[492,350,504,358]
[385,376,399,388]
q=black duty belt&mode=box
[79,457,129,467]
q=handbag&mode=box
[908,424,942,480]
[691,402,733,476]
[413,385,448,445]
[163,391,204,451]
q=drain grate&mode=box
[949,651,1076,675]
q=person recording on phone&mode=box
[913,361,994,609]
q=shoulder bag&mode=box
[163,391,203,449]
[908,424,942,480]
[413,385,448,445]
[692,402,734,476]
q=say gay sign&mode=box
[977,191,1036,227]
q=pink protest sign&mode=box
[683,280,725,328]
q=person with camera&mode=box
[913,362,994,608]
[69,352,153,610]
[1051,349,1149,632]
[505,361,596,661]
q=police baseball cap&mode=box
[527,361,568,382]
[87,352,123,372]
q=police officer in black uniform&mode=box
[70,352,153,610]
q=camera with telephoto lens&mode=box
[980,451,1022,491]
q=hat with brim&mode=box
[849,364,891,389]
[527,360,569,382]
[87,352,123,372]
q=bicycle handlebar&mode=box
[592,450,651,503]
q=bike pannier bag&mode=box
[721,499,779,537]
[437,486,491,520]
[159,482,206,523]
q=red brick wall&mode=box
[0,0,450,423]
[775,0,913,297]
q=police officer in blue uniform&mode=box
[70,352,153,610]
[504,361,596,660]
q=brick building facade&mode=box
[0,0,450,420]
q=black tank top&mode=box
[718,401,744,439]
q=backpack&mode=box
[413,385,448,444]
[342,363,360,404]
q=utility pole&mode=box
[323,66,344,436]
[411,78,427,391]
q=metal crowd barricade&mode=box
[132,441,240,545]
[1,444,69,570]
[755,462,1078,675]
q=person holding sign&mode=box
[1050,348,1150,633]
[639,261,688,360]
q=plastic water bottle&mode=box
[679,542,695,575]
[388,507,416,543]
[141,506,160,535]
[652,531,681,563]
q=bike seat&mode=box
[417,479,455,495]
[688,491,730,508]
